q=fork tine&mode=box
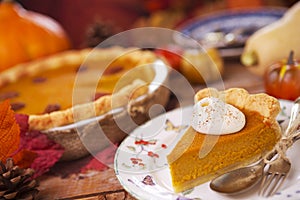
[258,175,268,195]
[267,174,282,197]
[260,173,276,196]
[258,173,268,195]
[269,174,288,197]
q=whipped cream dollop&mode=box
[191,97,246,135]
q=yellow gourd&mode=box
[241,2,300,76]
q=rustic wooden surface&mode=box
[38,169,136,200]
[36,59,265,200]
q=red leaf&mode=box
[15,114,64,178]
[14,114,29,133]
[80,144,118,173]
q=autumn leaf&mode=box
[15,114,65,178]
[80,144,118,173]
[13,149,37,169]
[0,100,20,162]
[0,102,63,178]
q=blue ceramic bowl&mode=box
[177,7,286,57]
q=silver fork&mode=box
[258,155,291,197]
[259,97,300,197]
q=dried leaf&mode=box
[80,144,117,173]
[0,100,20,162]
[15,114,64,178]
[13,149,37,169]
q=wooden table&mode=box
[36,58,265,200]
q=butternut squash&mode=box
[241,2,300,76]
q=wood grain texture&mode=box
[37,169,136,200]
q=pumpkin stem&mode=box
[287,50,294,65]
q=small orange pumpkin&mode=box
[264,51,300,101]
[0,0,71,72]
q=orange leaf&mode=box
[13,149,37,169]
[0,100,20,162]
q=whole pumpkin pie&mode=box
[167,88,281,193]
[0,46,170,161]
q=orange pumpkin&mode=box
[0,0,71,72]
[264,51,300,101]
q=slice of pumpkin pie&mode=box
[167,88,281,193]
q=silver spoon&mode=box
[210,97,300,194]
[209,151,275,194]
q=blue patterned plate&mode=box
[176,8,286,57]
[115,100,300,200]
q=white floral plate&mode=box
[114,99,300,200]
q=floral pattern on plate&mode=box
[115,106,191,175]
